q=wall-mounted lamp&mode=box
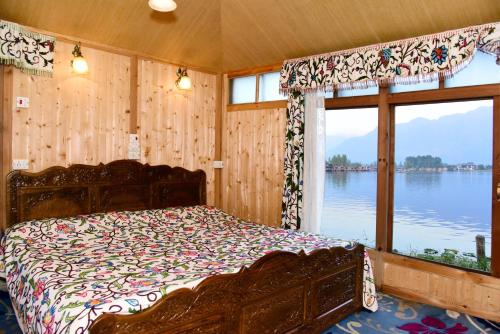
[176,68,192,90]
[71,42,88,74]
[149,0,177,12]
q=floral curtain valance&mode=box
[0,20,55,77]
[279,22,500,93]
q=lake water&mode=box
[321,171,492,256]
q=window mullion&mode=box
[375,86,391,252]
[492,95,500,277]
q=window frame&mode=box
[226,65,287,111]
[325,80,500,277]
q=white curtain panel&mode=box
[302,92,325,234]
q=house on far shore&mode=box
[456,163,477,171]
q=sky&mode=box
[325,100,493,138]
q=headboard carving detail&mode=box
[6,160,206,228]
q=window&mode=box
[258,72,284,102]
[445,52,500,88]
[229,76,256,104]
[393,100,493,272]
[228,71,285,105]
[322,57,500,275]
[322,108,378,247]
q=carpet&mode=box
[323,293,500,333]
[0,290,498,333]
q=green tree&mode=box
[327,154,351,167]
[404,155,443,169]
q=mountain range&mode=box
[326,106,492,165]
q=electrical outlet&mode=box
[12,159,29,170]
[16,97,30,108]
[213,161,224,169]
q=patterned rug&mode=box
[324,293,500,334]
[0,290,498,333]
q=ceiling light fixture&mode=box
[176,68,192,90]
[148,0,177,12]
[71,42,88,74]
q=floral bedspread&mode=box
[0,206,377,334]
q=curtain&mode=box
[302,92,325,234]
[281,91,305,230]
[0,20,55,76]
[280,22,500,94]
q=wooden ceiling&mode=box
[0,0,499,72]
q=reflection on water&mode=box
[330,172,348,188]
[321,172,377,248]
[403,172,442,188]
[321,171,492,256]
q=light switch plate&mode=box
[128,134,140,160]
[129,134,139,143]
[12,159,29,170]
[213,160,224,169]
[16,97,30,108]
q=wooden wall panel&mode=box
[381,253,500,322]
[11,41,131,171]
[7,40,218,224]
[137,60,217,205]
[221,108,286,226]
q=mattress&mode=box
[0,205,377,334]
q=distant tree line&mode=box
[404,155,443,169]
[327,154,491,171]
[326,154,363,168]
[327,154,350,167]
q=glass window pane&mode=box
[229,76,256,104]
[445,52,500,88]
[393,100,493,272]
[390,80,439,93]
[258,72,285,101]
[322,108,378,247]
[337,86,379,97]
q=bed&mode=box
[1,160,376,334]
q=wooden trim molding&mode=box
[226,64,282,79]
[227,100,287,112]
[214,73,223,207]
[387,83,500,105]
[0,66,13,230]
[129,56,139,134]
[324,95,378,109]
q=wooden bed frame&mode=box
[6,160,364,334]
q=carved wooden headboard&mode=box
[5,160,206,229]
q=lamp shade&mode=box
[148,0,177,12]
[72,56,88,74]
[177,75,192,90]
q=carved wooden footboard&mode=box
[90,245,364,334]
